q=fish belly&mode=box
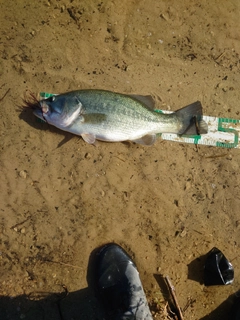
[69,112,180,142]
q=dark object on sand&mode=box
[231,291,240,320]
[95,243,153,319]
[204,247,234,286]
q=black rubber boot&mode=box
[95,243,153,320]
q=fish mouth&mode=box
[33,107,45,121]
[21,92,46,121]
[33,101,50,121]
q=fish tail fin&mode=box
[176,101,208,135]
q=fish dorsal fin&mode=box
[128,95,156,110]
[132,134,156,146]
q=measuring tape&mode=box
[39,92,240,149]
[156,112,240,149]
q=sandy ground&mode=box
[1,0,240,319]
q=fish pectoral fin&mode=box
[81,133,96,144]
[132,134,156,146]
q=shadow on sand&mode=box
[199,292,240,320]
[19,103,77,148]
[0,288,104,320]
[0,246,105,320]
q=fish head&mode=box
[34,95,82,127]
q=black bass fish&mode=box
[24,89,207,145]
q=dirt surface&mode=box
[1,0,240,319]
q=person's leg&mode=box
[95,243,153,320]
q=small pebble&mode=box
[196,191,206,201]
[19,170,27,179]
[180,229,187,237]
[185,181,191,190]
[85,153,91,159]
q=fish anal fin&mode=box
[81,133,96,144]
[132,134,156,146]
